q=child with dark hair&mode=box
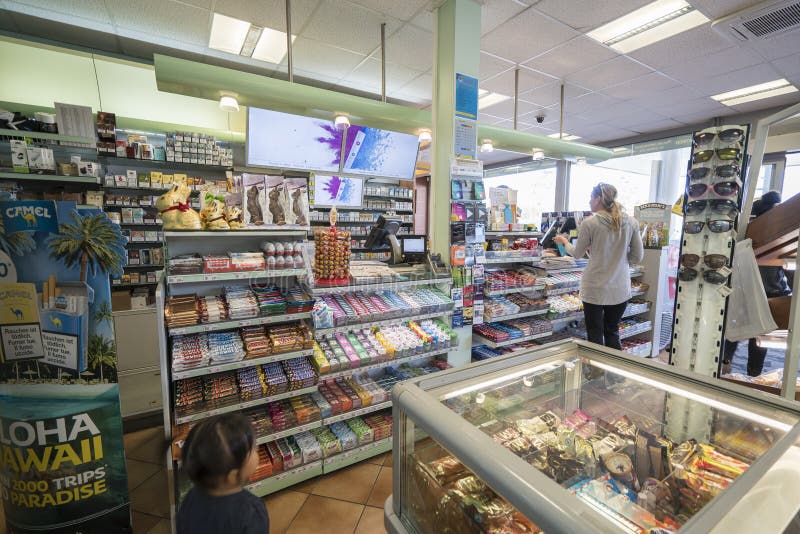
[177,414,269,534]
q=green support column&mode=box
[430,0,481,258]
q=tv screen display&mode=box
[312,175,364,208]
[247,107,344,172]
[343,125,419,179]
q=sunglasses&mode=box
[688,164,740,181]
[688,182,739,199]
[693,128,744,145]
[680,253,729,269]
[678,267,730,284]
[684,219,735,234]
[684,199,739,217]
[692,148,743,164]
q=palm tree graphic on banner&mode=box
[47,210,126,282]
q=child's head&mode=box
[182,414,259,491]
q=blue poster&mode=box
[0,201,59,235]
[455,73,479,120]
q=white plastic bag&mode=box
[725,239,778,341]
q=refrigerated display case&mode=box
[386,339,800,533]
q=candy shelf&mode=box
[168,312,312,336]
[483,308,549,322]
[548,313,584,326]
[323,437,392,473]
[484,285,544,297]
[322,400,393,426]
[622,303,651,319]
[174,385,319,425]
[544,286,579,296]
[313,309,453,338]
[171,348,314,381]
[619,323,653,341]
[246,460,323,498]
[167,268,306,285]
[472,331,552,349]
[483,256,538,265]
[319,348,453,381]
[255,420,324,446]
[303,276,451,297]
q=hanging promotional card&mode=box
[634,203,671,249]
[284,177,309,227]
[266,175,288,226]
[242,173,267,225]
[0,283,45,363]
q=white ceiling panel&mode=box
[746,29,800,61]
[287,37,367,80]
[690,0,764,20]
[481,7,578,63]
[604,72,681,101]
[409,9,433,32]
[577,124,638,142]
[630,118,687,133]
[523,36,618,78]
[532,0,653,31]
[301,0,402,55]
[564,91,623,116]
[480,68,556,96]
[587,101,665,123]
[652,97,729,118]
[566,56,653,91]
[478,112,505,123]
[344,57,423,93]
[106,0,210,47]
[480,0,529,36]
[628,84,706,108]
[385,24,433,72]
[671,109,731,125]
[521,82,590,108]
[344,0,429,22]
[693,62,784,96]
[628,24,732,70]
[480,52,516,81]
[659,46,764,84]
[11,0,112,22]
[396,72,432,104]
[491,118,534,129]
[612,111,680,130]
[772,54,800,78]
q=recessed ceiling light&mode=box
[587,0,709,53]
[252,27,296,64]
[478,92,510,110]
[547,132,582,141]
[209,13,252,55]
[711,78,798,106]
[480,140,494,153]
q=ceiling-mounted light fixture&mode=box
[219,95,240,112]
[480,140,494,153]
[209,12,295,64]
[418,129,432,143]
[547,132,582,141]
[586,0,709,53]
[576,156,587,166]
[335,115,350,129]
[711,78,798,107]
[532,148,545,160]
[478,92,510,110]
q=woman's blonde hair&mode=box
[592,183,623,231]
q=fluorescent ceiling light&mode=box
[547,132,582,141]
[587,0,709,53]
[478,89,489,97]
[711,78,798,106]
[252,27,296,63]
[478,92,510,110]
[209,13,251,55]
[612,146,630,153]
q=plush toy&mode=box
[156,183,202,230]
[225,206,244,229]
[200,197,230,230]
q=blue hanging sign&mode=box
[0,201,59,235]
[455,73,479,120]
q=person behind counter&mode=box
[554,183,644,350]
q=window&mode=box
[782,152,800,201]
[483,166,557,226]
[754,163,776,199]
[568,157,654,212]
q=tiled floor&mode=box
[124,426,391,533]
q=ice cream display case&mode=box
[385,340,800,534]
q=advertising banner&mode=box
[0,202,131,533]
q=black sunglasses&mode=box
[688,182,739,199]
[688,164,740,181]
[693,128,744,145]
[684,199,739,217]
[680,253,729,269]
[678,266,729,284]
[684,219,735,234]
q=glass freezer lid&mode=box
[424,346,800,532]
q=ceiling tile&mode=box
[690,0,764,20]
[107,0,210,47]
[302,0,402,55]
[9,0,112,23]
[344,56,422,94]
[409,9,433,32]
[747,29,800,61]
[478,112,505,123]
[479,97,551,120]
[587,102,666,124]
[671,109,730,126]
[385,24,432,72]
[214,0,321,32]
[725,90,800,113]
[652,96,729,117]
[575,124,638,143]
[480,68,555,96]
[566,56,652,91]
[344,0,428,21]
[533,0,653,31]
[396,72,432,102]
[521,82,590,108]
[523,36,618,78]
[286,37,367,80]
[628,84,706,108]
[772,54,800,78]
[629,118,687,134]
[481,7,578,63]
[609,109,676,130]
[479,52,516,81]
[480,0,528,36]
[659,46,764,84]
[628,25,732,69]
[491,118,534,129]
[604,72,681,101]
[693,62,784,96]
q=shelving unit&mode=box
[313,309,453,338]
[0,128,95,144]
[472,331,552,349]
[0,171,99,183]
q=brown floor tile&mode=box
[263,490,308,533]
[355,506,387,534]
[367,467,393,508]
[287,495,363,534]
[290,475,320,494]
[147,518,172,534]
[383,451,393,467]
[132,512,162,533]
[126,428,167,466]
[311,462,381,504]
[127,459,163,493]
[366,452,387,465]
[124,427,162,454]
[131,468,171,518]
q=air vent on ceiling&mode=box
[712,0,800,41]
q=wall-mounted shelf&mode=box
[0,171,98,184]
[0,128,95,144]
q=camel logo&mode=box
[49,316,63,329]
[0,200,59,234]
[9,307,23,320]
[21,212,37,227]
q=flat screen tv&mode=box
[312,175,364,208]
[343,125,419,179]
[247,107,344,172]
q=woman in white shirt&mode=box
[555,183,644,349]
